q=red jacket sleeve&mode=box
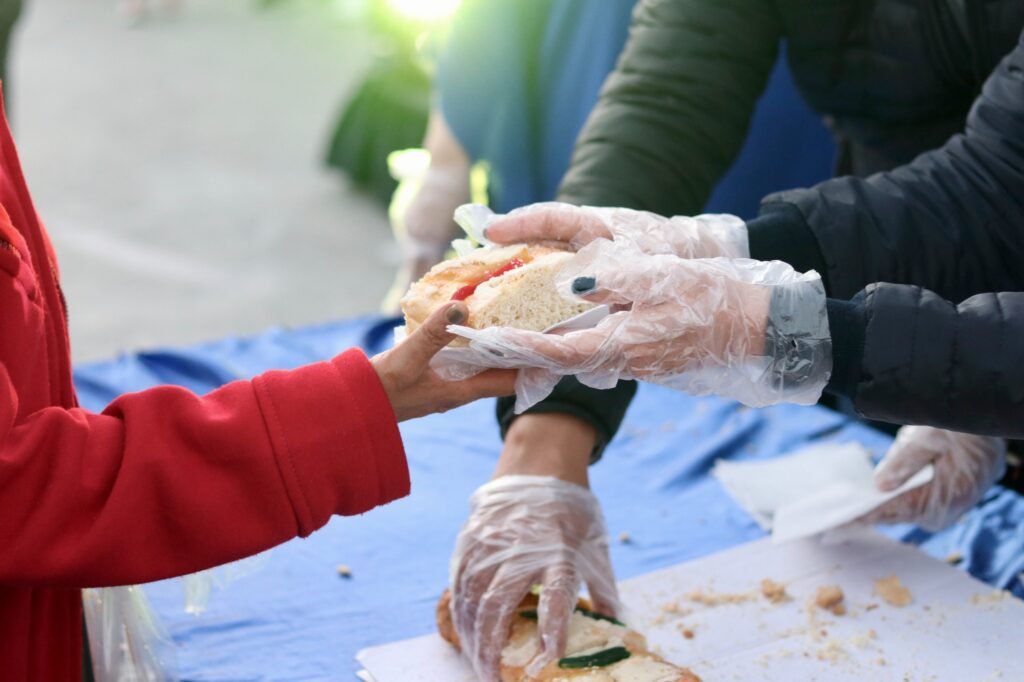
[0,348,409,588]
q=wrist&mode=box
[762,276,832,405]
[494,413,595,487]
[739,284,771,356]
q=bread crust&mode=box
[435,591,701,682]
[400,244,591,345]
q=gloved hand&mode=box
[450,475,619,682]
[401,164,471,264]
[476,201,749,259]
[452,240,831,409]
[858,426,1007,531]
[383,162,471,314]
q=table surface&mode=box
[73,316,1024,681]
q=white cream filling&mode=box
[501,611,630,668]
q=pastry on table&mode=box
[436,591,702,682]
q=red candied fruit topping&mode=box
[451,258,525,301]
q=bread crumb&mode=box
[814,585,846,616]
[815,639,849,664]
[336,564,352,578]
[874,576,913,607]
[618,531,632,544]
[971,590,1012,606]
[686,588,757,607]
[944,551,964,565]
[660,600,692,617]
[760,578,789,603]
[677,623,696,640]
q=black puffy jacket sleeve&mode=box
[837,286,1024,437]
[558,0,784,216]
[750,31,1024,436]
[757,31,1024,303]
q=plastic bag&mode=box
[82,586,178,682]
[182,551,270,615]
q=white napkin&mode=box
[712,442,933,543]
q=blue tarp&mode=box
[73,317,1024,681]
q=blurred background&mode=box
[15,0,429,362]
[14,0,831,363]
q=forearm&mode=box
[753,33,1024,301]
[495,378,637,466]
[823,284,1024,437]
[494,413,595,487]
[0,351,408,587]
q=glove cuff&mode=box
[763,275,832,405]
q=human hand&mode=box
[858,426,1006,531]
[457,241,830,408]
[479,201,748,259]
[450,475,619,682]
[370,302,516,421]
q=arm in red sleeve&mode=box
[0,348,408,588]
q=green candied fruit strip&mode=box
[574,606,625,627]
[558,646,632,669]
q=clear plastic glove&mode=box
[858,426,1007,531]
[447,240,831,410]
[450,475,619,682]
[474,201,749,259]
[401,164,471,263]
[383,159,471,314]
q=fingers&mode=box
[584,551,621,620]
[485,204,608,246]
[399,302,467,369]
[474,570,536,681]
[455,368,518,401]
[513,327,612,368]
[874,427,944,492]
[858,487,928,526]
[528,562,578,676]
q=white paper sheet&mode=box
[771,465,934,543]
[711,442,934,542]
[356,532,1023,682]
[713,443,874,528]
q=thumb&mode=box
[874,426,944,492]
[398,302,467,369]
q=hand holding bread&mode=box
[370,302,516,421]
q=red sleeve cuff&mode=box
[252,349,409,535]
